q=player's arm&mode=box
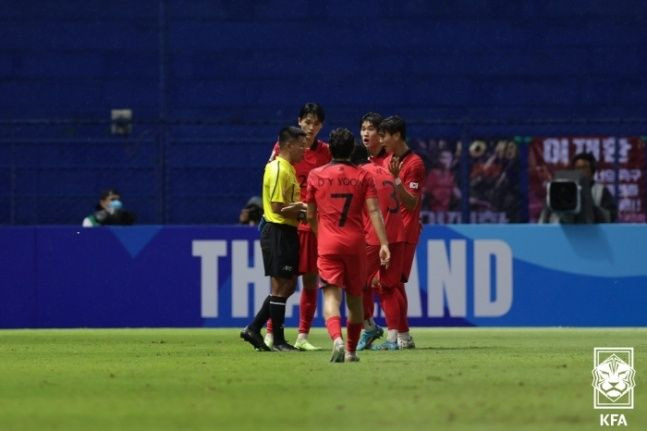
[388,158,419,211]
[279,202,307,221]
[306,202,318,236]
[366,197,390,266]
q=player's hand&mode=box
[280,202,306,214]
[389,156,403,179]
[379,244,391,268]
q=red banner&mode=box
[529,137,646,222]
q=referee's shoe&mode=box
[240,327,272,351]
[272,342,298,352]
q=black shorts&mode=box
[260,222,299,279]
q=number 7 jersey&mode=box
[306,161,377,256]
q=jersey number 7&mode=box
[330,193,353,226]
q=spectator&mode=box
[423,148,460,212]
[239,196,263,226]
[82,188,136,227]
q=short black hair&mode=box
[350,143,369,165]
[572,152,597,175]
[298,103,325,123]
[96,188,120,210]
[100,188,120,200]
[378,115,406,140]
[360,112,383,129]
[278,126,306,147]
[329,128,355,159]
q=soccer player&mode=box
[357,112,388,349]
[360,112,388,166]
[305,128,390,362]
[380,116,426,349]
[266,103,331,351]
[240,126,307,352]
[350,144,407,351]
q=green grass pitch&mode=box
[0,328,645,430]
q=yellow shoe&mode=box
[294,338,322,351]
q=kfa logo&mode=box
[592,348,636,409]
[592,348,635,427]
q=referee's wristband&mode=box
[394,178,402,186]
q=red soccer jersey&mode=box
[306,161,377,256]
[370,149,388,167]
[272,139,331,231]
[384,150,426,244]
[360,163,406,246]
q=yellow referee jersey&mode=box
[262,155,300,227]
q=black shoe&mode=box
[272,342,298,352]
[240,327,271,351]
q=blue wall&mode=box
[0,224,645,328]
[2,1,647,224]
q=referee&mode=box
[241,126,307,351]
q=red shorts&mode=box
[298,230,318,274]
[401,242,417,283]
[366,242,405,291]
[317,253,366,297]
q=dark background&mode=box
[2,0,647,224]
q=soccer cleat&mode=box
[264,333,274,349]
[272,342,299,352]
[356,325,384,351]
[330,342,345,363]
[398,336,416,350]
[371,340,398,351]
[240,327,271,351]
[294,338,322,351]
[344,352,360,362]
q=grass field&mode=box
[0,328,645,430]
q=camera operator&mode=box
[538,152,617,223]
[239,196,263,226]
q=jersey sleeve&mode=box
[402,159,425,198]
[364,170,378,199]
[268,162,288,204]
[305,170,317,204]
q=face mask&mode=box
[108,200,123,214]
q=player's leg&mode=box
[294,230,321,350]
[294,273,321,351]
[319,254,352,362]
[268,275,298,351]
[344,293,364,362]
[343,253,366,362]
[397,242,416,349]
[241,294,272,351]
[268,230,318,349]
[372,242,404,351]
[267,225,300,351]
[322,284,345,362]
[241,222,276,351]
[357,244,384,350]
